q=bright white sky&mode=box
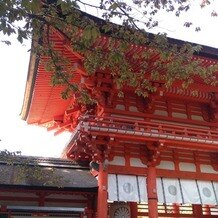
[0,1,217,157]
[0,40,71,157]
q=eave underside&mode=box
[21,29,218,128]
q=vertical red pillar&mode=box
[203,205,210,216]
[38,193,45,206]
[172,203,180,217]
[147,166,158,218]
[129,202,138,218]
[97,162,108,218]
[192,204,203,217]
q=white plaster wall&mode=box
[109,156,125,166]
[179,162,196,172]
[156,161,175,170]
[200,164,218,174]
[130,158,147,168]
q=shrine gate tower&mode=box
[21,10,218,218]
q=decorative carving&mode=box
[68,130,111,167]
[110,202,131,218]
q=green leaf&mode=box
[1,40,11,45]
[109,3,118,11]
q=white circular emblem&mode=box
[123,183,133,194]
[202,187,212,198]
[168,185,177,196]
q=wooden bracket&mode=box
[147,141,165,167]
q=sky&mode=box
[0,1,217,158]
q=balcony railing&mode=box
[78,116,218,145]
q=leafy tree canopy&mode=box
[0,0,217,103]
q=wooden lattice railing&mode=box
[79,115,218,145]
[137,203,218,217]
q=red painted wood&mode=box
[147,166,158,218]
[129,202,138,218]
[193,204,203,217]
[24,27,218,218]
[97,162,108,218]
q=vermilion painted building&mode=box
[19,10,218,218]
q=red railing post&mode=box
[129,202,138,218]
[192,204,203,217]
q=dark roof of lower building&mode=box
[0,155,97,190]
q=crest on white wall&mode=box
[108,174,147,202]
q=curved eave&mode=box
[81,9,218,59]
[166,37,218,60]
[20,9,218,125]
[20,46,39,121]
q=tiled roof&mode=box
[0,156,97,189]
